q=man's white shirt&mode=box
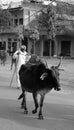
[13,50,27,71]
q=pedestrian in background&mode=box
[13,45,31,89]
[0,49,7,65]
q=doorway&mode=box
[61,40,71,56]
[43,40,54,56]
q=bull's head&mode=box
[40,68,61,91]
[40,57,62,91]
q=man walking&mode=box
[13,45,31,89]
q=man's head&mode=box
[20,45,26,52]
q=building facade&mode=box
[0,0,74,58]
[0,1,24,55]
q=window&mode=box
[14,39,17,41]
[9,19,13,26]
[19,18,23,25]
[0,41,6,50]
[3,41,6,50]
[0,42,2,50]
[14,19,18,26]
[8,38,11,41]
[8,38,12,52]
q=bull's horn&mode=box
[55,56,62,69]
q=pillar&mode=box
[53,38,57,57]
[49,40,52,57]
[41,39,43,56]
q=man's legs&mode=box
[16,70,21,89]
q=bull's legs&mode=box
[38,95,45,120]
[32,92,38,114]
[21,91,28,114]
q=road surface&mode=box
[0,58,74,130]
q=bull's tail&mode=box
[18,93,23,100]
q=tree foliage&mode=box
[56,1,74,16]
[37,4,56,40]
[55,1,74,33]
[29,28,39,41]
[36,0,74,38]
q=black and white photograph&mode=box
[0,0,74,129]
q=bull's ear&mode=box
[40,73,48,80]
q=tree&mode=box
[29,27,39,54]
[55,1,74,33]
[37,2,56,40]
[36,2,56,56]
[36,0,74,57]
[23,25,39,54]
[37,0,74,38]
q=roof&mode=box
[8,1,23,9]
[0,0,23,9]
[0,4,9,9]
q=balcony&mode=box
[0,25,23,36]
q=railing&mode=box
[0,26,23,34]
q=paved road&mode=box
[0,58,74,130]
[0,87,74,130]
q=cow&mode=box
[18,57,61,120]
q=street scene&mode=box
[0,57,74,130]
[0,0,74,130]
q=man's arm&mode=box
[13,50,20,59]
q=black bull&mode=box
[18,57,61,119]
